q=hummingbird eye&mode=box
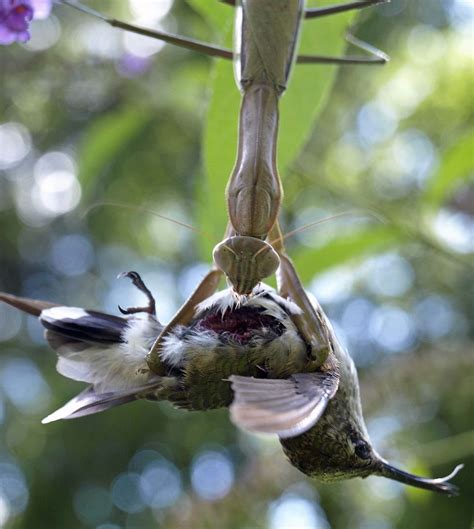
[353,439,371,460]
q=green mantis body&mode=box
[213,0,303,292]
[146,0,388,373]
[213,0,334,367]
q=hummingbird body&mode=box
[0,275,463,495]
[161,286,310,410]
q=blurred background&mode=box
[0,0,472,528]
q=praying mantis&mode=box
[134,0,390,374]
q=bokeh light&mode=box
[49,234,95,276]
[0,460,29,517]
[0,305,22,343]
[111,473,145,514]
[0,358,51,414]
[190,450,235,501]
[432,209,474,254]
[73,485,113,526]
[139,458,182,508]
[369,305,416,353]
[268,494,330,529]
[128,0,174,24]
[24,15,61,51]
[413,295,455,340]
[364,253,414,298]
[0,123,31,170]
[357,101,398,147]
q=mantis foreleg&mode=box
[145,223,240,373]
[146,267,223,374]
[269,222,332,368]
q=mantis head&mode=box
[213,236,280,295]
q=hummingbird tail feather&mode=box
[41,381,164,423]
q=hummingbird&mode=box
[0,271,463,495]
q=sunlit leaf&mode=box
[188,0,233,29]
[424,129,474,206]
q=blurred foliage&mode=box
[0,1,472,529]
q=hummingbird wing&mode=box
[229,371,339,439]
[1,293,167,421]
[39,306,162,392]
[41,306,127,344]
[39,305,165,422]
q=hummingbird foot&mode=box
[117,271,156,316]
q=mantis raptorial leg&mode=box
[145,223,236,374]
[268,222,332,367]
[146,267,223,374]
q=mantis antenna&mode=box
[266,209,385,250]
[82,201,216,243]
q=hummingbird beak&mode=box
[377,461,464,496]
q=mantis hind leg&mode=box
[62,0,233,59]
[297,35,389,65]
[222,0,388,18]
[304,0,389,19]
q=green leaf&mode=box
[279,3,354,171]
[195,1,359,255]
[188,0,233,30]
[291,225,402,283]
[424,129,474,206]
[78,108,150,194]
[192,4,236,253]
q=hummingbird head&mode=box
[281,418,463,496]
[331,431,462,495]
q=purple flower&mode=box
[0,0,52,45]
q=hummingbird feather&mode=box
[40,307,162,392]
[229,371,339,438]
[41,382,164,424]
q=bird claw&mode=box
[118,271,156,315]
